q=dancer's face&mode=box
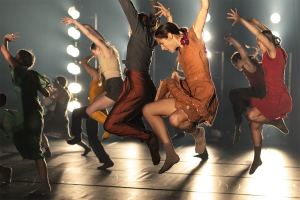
[155,33,179,53]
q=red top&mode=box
[250,47,292,120]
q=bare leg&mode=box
[41,134,51,157]
[143,99,182,173]
[31,159,51,194]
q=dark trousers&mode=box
[104,69,156,141]
[229,86,265,126]
[71,106,110,163]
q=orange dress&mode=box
[157,28,218,125]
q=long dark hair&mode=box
[155,22,187,39]
[261,30,281,47]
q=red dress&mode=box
[250,48,292,120]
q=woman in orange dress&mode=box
[143,0,218,173]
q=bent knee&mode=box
[169,115,181,128]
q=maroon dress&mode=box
[250,48,292,120]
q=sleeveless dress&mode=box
[157,27,219,125]
[250,48,292,120]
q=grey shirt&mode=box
[119,0,156,72]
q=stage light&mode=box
[68,27,81,40]
[206,13,211,22]
[207,50,212,59]
[203,30,212,42]
[68,6,80,20]
[67,63,81,75]
[272,31,280,38]
[270,13,281,24]
[68,82,82,94]
[66,45,80,57]
[67,100,81,112]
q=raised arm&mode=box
[227,9,276,58]
[79,55,98,80]
[193,0,210,39]
[118,0,139,31]
[249,18,269,32]
[62,17,111,55]
[225,35,256,73]
[154,2,173,23]
[0,33,20,69]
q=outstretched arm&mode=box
[118,0,139,31]
[193,0,210,39]
[79,55,98,80]
[0,33,20,69]
[249,18,269,32]
[227,9,276,58]
[225,35,256,73]
[62,17,111,56]
[154,2,173,22]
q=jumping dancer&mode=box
[227,9,292,174]
[102,0,162,165]
[143,0,218,173]
[61,18,123,135]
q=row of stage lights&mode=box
[66,6,83,112]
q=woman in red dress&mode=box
[227,9,292,174]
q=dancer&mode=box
[61,18,123,129]
[143,0,218,173]
[227,9,292,174]
[0,93,13,185]
[1,33,51,194]
[41,76,91,157]
[68,54,114,170]
[102,0,161,165]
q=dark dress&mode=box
[12,66,50,160]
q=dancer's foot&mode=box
[194,148,209,161]
[146,133,160,165]
[81,147,91,156]
[97,159,114,170]
[101,131,110,141]
[191,127,206,154]
[159,154,180,174]
[0,167,12,184]
[268,119,289,135]
[44,147,52,158]
[249,158,262,175]
[233,125,241,145]
[28,185,51,196]
[67,137,81,145]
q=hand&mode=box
[224,34,234,45]
[4,33,19,42]
[79,55,94,64]
[61,16,76,25]
[227,8,241,26]
[154,2,171,19]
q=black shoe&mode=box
[67,137,81,145]
[146,134,160,165]
[81,147,91,156]
[194,148,208,160]
[97,159,114,170]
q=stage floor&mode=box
[0,134,300,200]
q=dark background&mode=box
[1,0,299,146]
